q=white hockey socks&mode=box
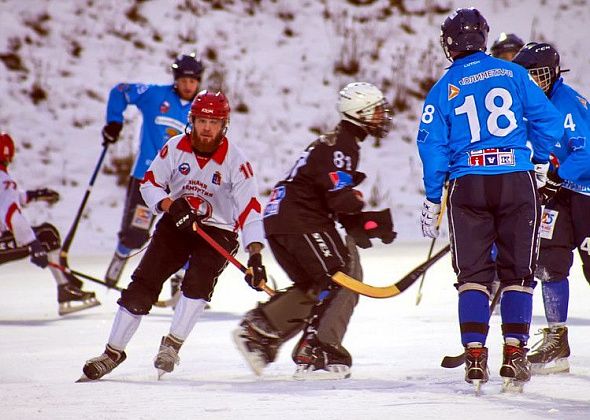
[108,307,142,351]
[169,294,207,341]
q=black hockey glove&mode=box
[28,239,48,268]
[102,121,123,146]
[168,197,198,234]
[244,253,267,291]
[538,167,563,205]
[339,209,396,249]
[26,188,60,204]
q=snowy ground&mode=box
[2,242,590,420]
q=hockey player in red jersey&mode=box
[233,82,396,380]
[80,91,268,381]
[0,132,99,315]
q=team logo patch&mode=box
[539,208,559,240]
[212,171,222,185]
[178,162,191,175]
[448,83,460,100]
[328,171,353,191]
[417,129,429,143]
[131,205,152,230]
[263,186,285,218]
[166,128,180,139]
[468,148,515,167]
[160,100,170,114]
[568,136,586,152]
[159,145,168,159]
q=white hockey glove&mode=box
[534,162,550,189]
[421,199,441,239]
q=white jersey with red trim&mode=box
[139,134,264,248]
[0,168,36,246]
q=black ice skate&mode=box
[500,343,531,392]
[57,284,100,316]
[154,335,182,379]
[292,332,352,380]
[464,346,489,394]
[78,344,126,382]
[232,309,280,376]
[527,326,570,374]
[104,250,127,287]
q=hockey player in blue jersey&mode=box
[417,8,563,392]
[513,42,590,375]
[103,53,203,287]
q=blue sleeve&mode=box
[105,83,155,123]
[519,74,563,163]
[416,88,450,203]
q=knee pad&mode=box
[34,223,61,251]
[117,294,152,316]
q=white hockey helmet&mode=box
[338,82,392,139]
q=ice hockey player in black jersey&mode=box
[233,82,396,380]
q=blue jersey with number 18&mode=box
[416,51,563,202]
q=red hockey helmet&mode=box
[189,90,230,121]
[0,132,15,164]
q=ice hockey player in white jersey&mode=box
[80,91,268,381]
[0,132,99,315]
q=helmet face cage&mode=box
[339,83,392,139]
[528,67,555,93]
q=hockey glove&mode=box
[168,197,198,234]
[339,209,396,249]
[539,168,563,205]
[339,213,372,249]
[102,121,123,146]
[533,162,550,189]
[244,253,267,291]
[421,199,441,239]
[28,239,48,268]
[26,188,60,204]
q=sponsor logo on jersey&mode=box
[212,171,222,185]
[263,186,285,218]
[539,208,559,240]
[328,171,353,191]
[568,136,586,152]
[459,68,513,86]
[131,205,152,230]
[468,148,515,167]
[159,145,168,159]
[160,100,170,114]
[448,83,460,100]
[577,96,588,109]
[311,232,332,257]
[165,128,180,139]
[178,162,191,175]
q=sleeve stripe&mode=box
[5,202,20,231]
[234,197,262,231]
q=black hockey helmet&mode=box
[171,53,204,81]
[440,8,489,62]
[490,33,524,59]
[512,42,563,94]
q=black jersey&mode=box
[264,121,367,235]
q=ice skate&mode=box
[464,346,489,394]
[232,309,280,376]
[79,344,126,382]
[58,284,100,316]
[154,335,182,379]
[527,326,570,374]
[500,344,531,393]
[292,333,352,381]
[105,250,127,287]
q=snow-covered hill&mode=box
[1,0,589,252]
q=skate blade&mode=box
[472,379,484,396]
[76,374,94,383]
[59,298,101,316]
[501,378,525,393]
[293,364,351,381]
[531,358,570,375]
[157,369,166,380]
[232,328,265,376]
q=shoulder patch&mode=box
[448,83,460,100]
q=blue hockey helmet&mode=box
[490,33,524,59]
[171,53,204,81]
[513,42,562,93]
[440,8,489,62]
